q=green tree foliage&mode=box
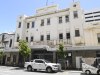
[57,44,65,59]
[18,40,31,63]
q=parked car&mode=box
[82,58,100,75]
[24,59,61,73]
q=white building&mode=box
[1,2,100,69]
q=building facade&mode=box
[1,2,100,69]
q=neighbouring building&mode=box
[1,2,100,69]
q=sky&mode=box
[0,0,100,34]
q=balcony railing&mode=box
[30,39,72,48]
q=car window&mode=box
[35,60,44,63]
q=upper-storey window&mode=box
[59,17,62,24]
[41,19,44,26]
[30,36,34,42]
[40,35,44,41]
[47,34,50,40]
[66,33,70,39]
[26,37,28,42]
[18,22,21,28]
[27,23,30,29]
[73,11,78,18]
[32,21,35,28]
[59,33,63,39]
[16,36,19,42]
[47,18,50,25]
[75,29,80,37]
[97,33,100,43]
[65,15,69,22]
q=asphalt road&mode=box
[0,66,82,75]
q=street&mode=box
[0,66,83,75]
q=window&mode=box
[16,36,19,42]
[66,33,70,39]
[59,17,62,23]
[9,39,12,47]
[40,35,44,41]
[18,22,21,28]
[47,34,50,40]
[86,20,94,22]
[32,21,35,28]
[47,18,50,25]
[7,57,10,62]
[75,29,80,37]
[27,23,30,28]
[26,37,28,42]
[97,33,100,43]
[73,11,78,18]
[59,33,63,39]
[41,19,44,26]
[35,60,44,63]
[65,15,69,22]
[31,36,33,42]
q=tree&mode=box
[18,40,31,64]
[0,50,4,65]
[57,44,67,69]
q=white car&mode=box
[24,59,61,73]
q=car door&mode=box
[33,60,46,70]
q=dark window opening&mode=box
[66,33,70,39]
[31,36,33,42]
[32,22,35,28]
[47,35,50,40]
[59,17,62,23]
[47,18,50,25]
[27,23,30,28]
[75,30,80,37]
[40,35,44,41]
[59,33,63,39]
[26,37,28,42]
[18,22,21,28]
[73,11,78,18]
[9,39,12,47]
[65,15,69,22]
[17,36,19,42]
[97,33,100,43]
[41,19,44,26]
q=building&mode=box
[1,2,100,69]
[13,2,85,68]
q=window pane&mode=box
[59,17,62,23]
[41,35,44,41]
[31,36,33,42]
[17,36,19,42]
[47,35,50,40]
[27,23,30,28]
[59,33,63,39]
[32,22,35,28]
[74,11,78,18]
[66,33,70,39]
[75,30,80,37]
[47,18,50,25]
[18,22,21,28]
[65,15,69,22]
[97,33,100,43]
[26,37,28,42]
[41,19,44,26]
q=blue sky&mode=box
[0,0,100,34]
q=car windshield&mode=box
[44,60,51,63]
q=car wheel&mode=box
[27,66,32,71]
[46,67,52,73]
[85,70,91,75]
[97,70,100,75]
